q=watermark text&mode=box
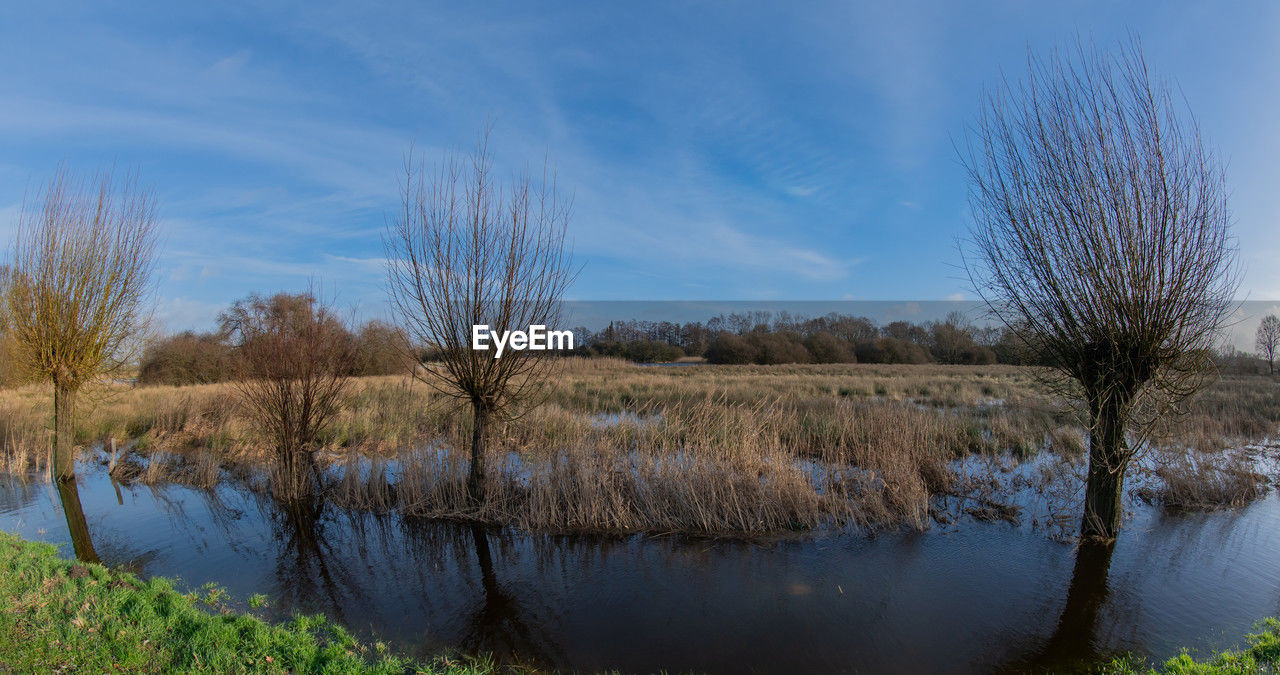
[471,324,574,358]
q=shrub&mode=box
[854,339,888,364]
[348,320,415,376]
[138,331,237,386]
[705,332,759,364]
[804,331,856,364]
[221,292,353,500]
[623,339,685,363]
[749,331,811,365]
[878,337,932,364]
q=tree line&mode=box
[571,311,1036,365]
[137,294,415,387]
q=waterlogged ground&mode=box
[2,459,1279,674]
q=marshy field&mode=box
[2,360,1279,671]
[4,359,1277,535]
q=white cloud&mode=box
[786,185,819,197]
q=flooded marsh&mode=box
[2,361,1279,672]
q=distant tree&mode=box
[678,322,711,356]
[349,320,415,376]
[877,337,931,364]
[138,331,237,386]
[0,266,17,387]
[962,40,1238,540]
[705,332,758,364]
[3,169,158,481]
[386,132,575,505]
[630,339,683,363]
[1257,315,1280,375]
[930,312,979,364]
[805,331,856,364]
[830,315,878,344]
[221,292,353,500]
[960,345,998,366]
[750,331,811,365]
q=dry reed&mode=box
[3,359,1278,535]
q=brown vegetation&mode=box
[136,317,414,387]
[220,292,354,500]
[1147,448,1271,510]
[3,360,1275,536]
[581,311,1016,366]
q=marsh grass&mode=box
[3,360,1278,535]
[1145,448,1273,510]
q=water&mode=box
[2,463,1278,673]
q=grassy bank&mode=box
[0,531,487,674]
[1103,619,1280,674]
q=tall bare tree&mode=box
[1257,315,1280,375]
[0,265,17,387]
[386,134,575,505]
[4,169,158,481]
[962,40,1239,540]
[220,292,353,501]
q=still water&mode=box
[2,463,1278,673]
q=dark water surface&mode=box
[2,464,1278,673]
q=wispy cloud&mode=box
[1,1,1277,329]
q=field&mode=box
[2,360,1277,536]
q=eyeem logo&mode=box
[471,325,574,358]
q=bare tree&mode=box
[3,169,158,481]
[1257,315,1280,375]
[386,133,575,505]
[0,265,17,387]
[962,40,1239,540]
[220,292,353,500]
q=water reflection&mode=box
[6,464,1279,674]
[456,524,565,666]
[271,496,358,625]
[55,478,100,563]
[1001,542,1117,672]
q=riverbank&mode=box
[2,515,1278,672]
[0,531,489,674]
[1105,619,1280,673]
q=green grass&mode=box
[1101,618,1280,674]
[0,531,492,674]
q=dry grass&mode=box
[1146,448,1273,510]
[3,359,1278,535]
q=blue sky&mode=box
[2,2,1279,331]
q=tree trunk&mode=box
[467,404,489,505]
[53,380,77,482]
[1082,399,1127,541]
[277,443,318,503]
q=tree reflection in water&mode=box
[455,523,564,668]
[1002,541,1118,672]
[55,478,100,563]
[269,494,361,626]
